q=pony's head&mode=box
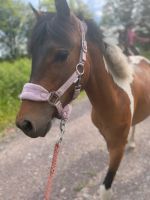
[16,0,90,138]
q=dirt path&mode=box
[0,97,150,200]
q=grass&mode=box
[0,58,31,135]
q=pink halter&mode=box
[19,21,87,120]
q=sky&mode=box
[23,0,42,8]
[24,0,39,7]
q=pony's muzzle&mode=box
[16,118,36,138]
[16,116,52,138]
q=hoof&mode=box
[99,185,112,200]
[127,142,136,149]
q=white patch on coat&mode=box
[99,185,112,200]
[129,56,150,65]
[103,45,134,117]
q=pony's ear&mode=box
[29,3,41,18]
[55,0,70,18]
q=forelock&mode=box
[28,12,75,55]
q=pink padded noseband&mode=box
[19,21,87,120]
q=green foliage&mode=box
[68,0,93,18]
[0,0,37,60]
[40,0,55,12]
[40,0,93,18]
[101,0,150,50]
[101,0,135,26]
[139,0,150,34]
[101,0,150,33]
[0,58,30,132]
[0,0,93,60]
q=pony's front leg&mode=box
[98,130,128,200]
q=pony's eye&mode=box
[54,50,69,62]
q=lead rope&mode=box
[44,120,66,200]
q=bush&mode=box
[0,58,31,132]
[142,51,150,60]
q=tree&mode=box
[40,0,93,18]
[139,0,150,34]
[0,0,33,59]
[101,0,150,38]
[101,0,150,32]
[101,0,136,26]
[39,0,55,12]
[0,0,93,59]
[68,0,93,18]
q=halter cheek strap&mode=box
[19,21,87,120]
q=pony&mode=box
[16,0,150,199]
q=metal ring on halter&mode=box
[76,63,85,76]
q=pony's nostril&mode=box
[21,120,33,133]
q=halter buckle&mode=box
[48,92,60,106]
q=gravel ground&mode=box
[0,97,150,200]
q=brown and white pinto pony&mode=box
[16,0,150,199]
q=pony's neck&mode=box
[84,42,116,112]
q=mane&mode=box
[83,18,105,53]
[78,15,133,80]
[104,43,133,81]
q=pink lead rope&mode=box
[44,142,60,200]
